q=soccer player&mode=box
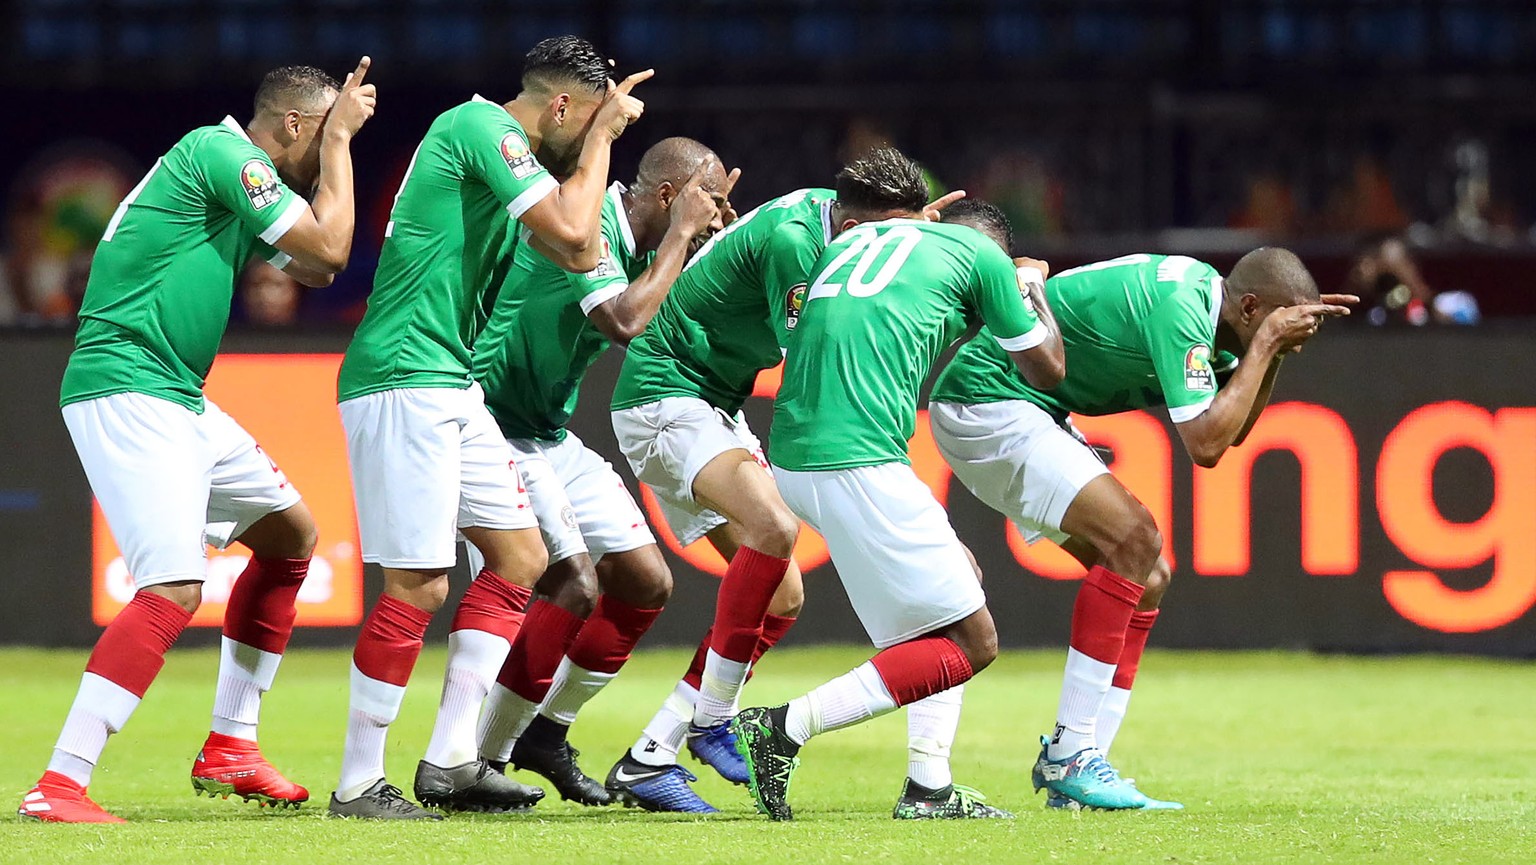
[928,245,1353,810]
[330,37,649,819]
[19,61,377,824]
[469,137,734,807]
[733,149,1066,821]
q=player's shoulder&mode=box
[443,97,522,139]
[182,117,265,163]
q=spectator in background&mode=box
[4,144,136,324]
[239,261,303,327]
[1229,169,1300,236]
[972,150,1066,239]
[1343,234,1481,325]
[1322,155,1409,235]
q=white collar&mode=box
[220,115,251,142]
[608,182,636,256]
[820,199,835,243]
[471,93,496,104]
[1209,276,1225,329]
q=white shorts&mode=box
[63,392,302,589]
[611,397,769,547]
[929,400,1109,545]
[774,462,985,649]
[339,383,536,570]
[506,431,655,565]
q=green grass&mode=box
[1,646,1532,864]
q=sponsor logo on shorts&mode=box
[500,132,540,180]
[1185,344,1215,392]
[785,283,807,330]
[240,159,283,210]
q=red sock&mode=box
[868,635,973,707]
[1070,565,1145,664]
[450,569,532,643]
[566,595,663,675]
[1112,609,1159,690]
[353,595,433,687]
[709,546,790,663]
[497,599,586,703]
[222,557,308,654]
[683,613,797,690]
[85,591,193,698]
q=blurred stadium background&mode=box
[3,0,1534,656]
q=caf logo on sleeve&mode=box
[240,160,283,210]
[785,284,807,330]
[1185,344,1215,392]
[500,133,540,180]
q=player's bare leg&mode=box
[192,502,317,808]
[506,546,670,807]
[686,450,800,739]
[735,607,997,821]
[1032,474,1180,810]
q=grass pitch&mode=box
[1,646,1532,864]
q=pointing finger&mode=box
[925,190,966,214]
[344,56,371,89]
[723,167,742,196]
[616,69,655,94]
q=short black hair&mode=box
[522,36,611,95]
[1228,247,1319,305]
[254,66,340,118]
[941,199,1013,253]
[835,146,929,215]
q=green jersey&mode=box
[61,116,303,412]
[770,219,1047,472]
[930,253,1238,423]
[476,182,643,442]
[337,97,558,402]
[610,187,835,415]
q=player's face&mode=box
[285,89,339,192]
[539,88,605,176]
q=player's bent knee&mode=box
[144,582,202,614]
[744,506,800,558]
[538,556,600,617]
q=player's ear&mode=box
[552,93,570,125]
[656,181,676,209]
[283,110,303,141]
[1240,293,1262,326]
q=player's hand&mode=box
[1320,293,1361,307]
[593,69,653,142]
[719,167,742,227]
[1261,302,1352,354]
[669,162,723,238]
[1012,256,1051,282]
[921,190,966,222]
[326,56,377,142]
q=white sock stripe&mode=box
[219,636,284,690]
[77,673,142,731]
[348,662,408,722]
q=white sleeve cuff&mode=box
[506,176,559,220]
[579,283,627,316]
[1168,397,1215,423]
[258,196,306,245]
[995,320,1051,352]
[265,250,293,269]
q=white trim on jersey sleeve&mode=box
[506,176,559,220]
[258,196,306,245]
[995,320,1051,352]
[579,283,628,316]
[266,250,293,269]
[1169,396,1214,424]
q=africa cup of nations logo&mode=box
[501,132,539,179]
[785,284,808,330]
[1184,344,1215,392]
[240,159,282,210]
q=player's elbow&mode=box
[543,228,603,273]
[1187,442,1224,469]
[292,271,334,289]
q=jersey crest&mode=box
[585,237,621,281]
[500,133,540,180]
[1185,344,1215,392]
[240,159,282,209]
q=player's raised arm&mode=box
[588,145,732,345]
[271,57,376,280]
[521,69,653,272]
[1172,249,1347,468]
